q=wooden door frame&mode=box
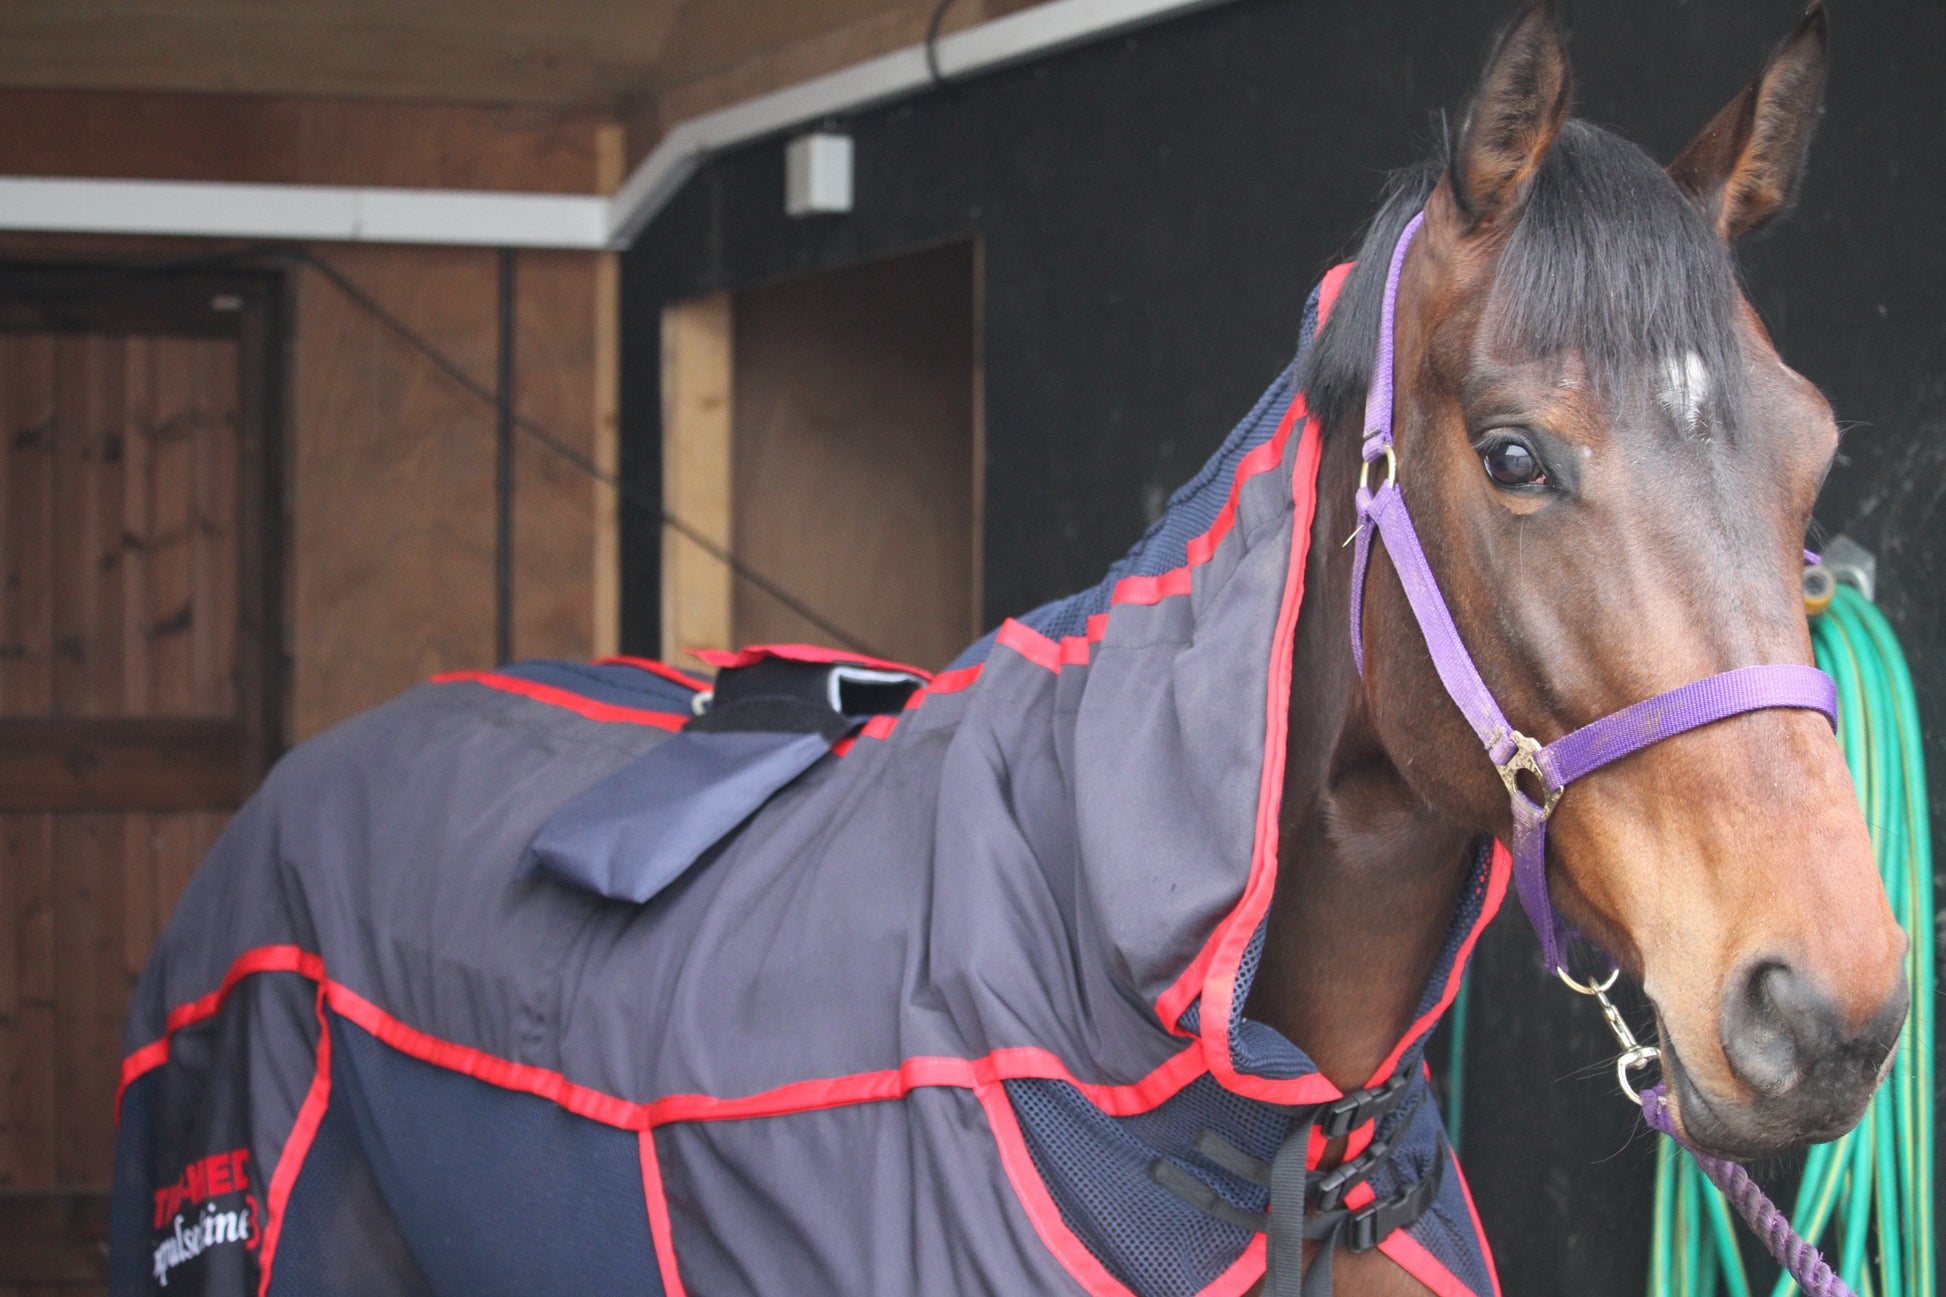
[0,262,288,787]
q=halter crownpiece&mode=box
[1348,211,1839,975]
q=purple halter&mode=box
[1348,211,1838,975]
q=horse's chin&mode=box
[1657,1032,1880,1162]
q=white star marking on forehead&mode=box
[1660,350,1711,435]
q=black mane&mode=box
[1299,120,1747,439]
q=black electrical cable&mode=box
[924,0,963,88]
[295,248,891,659]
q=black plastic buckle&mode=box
[1311,1127,1394,1212]
[1315,1071,1409,1140]
[1342,1139,1446,1254]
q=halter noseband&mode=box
[1348,211,1838,974]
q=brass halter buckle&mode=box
[1493,729,1563,817]
[1557,966,1663,1107]
[1345,446,1401,547]
[1357,444,1399,495]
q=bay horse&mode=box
[112,4,1905,1296]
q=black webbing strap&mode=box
[1148,1074,1444,1297]
[1190,1087,1424,1210]
[1268,1115,1314,1297]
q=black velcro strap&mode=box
[688,695,851,741]
[1192,1129,1273,1186]
[1147,1160,1268,1233]
[685,658,921,743]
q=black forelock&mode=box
[1298,119,1747,440]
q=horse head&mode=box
[1326,0,1905,1161]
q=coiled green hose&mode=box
[1645,581,1935,1297]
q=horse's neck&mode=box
[1242,419,1477,1091]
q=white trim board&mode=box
[0,0,1231,251]
[0,177,611,248]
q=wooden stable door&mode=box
[0,271,278,1294]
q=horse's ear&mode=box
[1668,2,1828,240]
[1444,0,1574,231]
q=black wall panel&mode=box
[620,2,1944,1290]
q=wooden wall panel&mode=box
[0,89,605,192]
[0,87,613,1291]
[513,250,599,663]
[2,335,57,716]
[0,331,241,724]
[290,246,497,739]
[0,303,249,1293]
[730,243,979,671]
[0,813,57,1198]
[290,244,603,739]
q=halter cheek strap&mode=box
[1348,211,1838,973]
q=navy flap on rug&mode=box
[525,729,836,903]
[526,654,924,904]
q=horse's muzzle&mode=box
[1668,960,1908,1160]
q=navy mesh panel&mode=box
[949,288,1324,672]
[1406,1151,1496,1296]
[1357,1091,1495,1296]
[322,1014,663,1297]
[483,658,702,716]
[1224,921,1322,1081]
[1004,1074,1296,1296]
[267,1076,435,1297]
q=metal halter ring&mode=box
[1357,444,1398,495]
[1494,730,1564,817]
[1554,965,1621,996]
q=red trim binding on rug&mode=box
[977,1079,1141,1297]
[117,945,325,1115]
[254,981,333,1297]
[432,672,686,730]
[1204,1236,1269,1297]
[692,644,933,679]
[1380,1224,1486,1297]
[122,950,1214,1135]
[1452,1143,1503,1295]
[637,1131,690,1297]
[122,950,1229,1297]
[594,656,710,690]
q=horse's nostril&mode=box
[1721,961,1811,1097]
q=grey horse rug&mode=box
[110,270,1506,1297]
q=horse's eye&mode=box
[1482,438,1546,488]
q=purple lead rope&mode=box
[1640,1086,1856,1297]
[1348,212,1855,1296]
